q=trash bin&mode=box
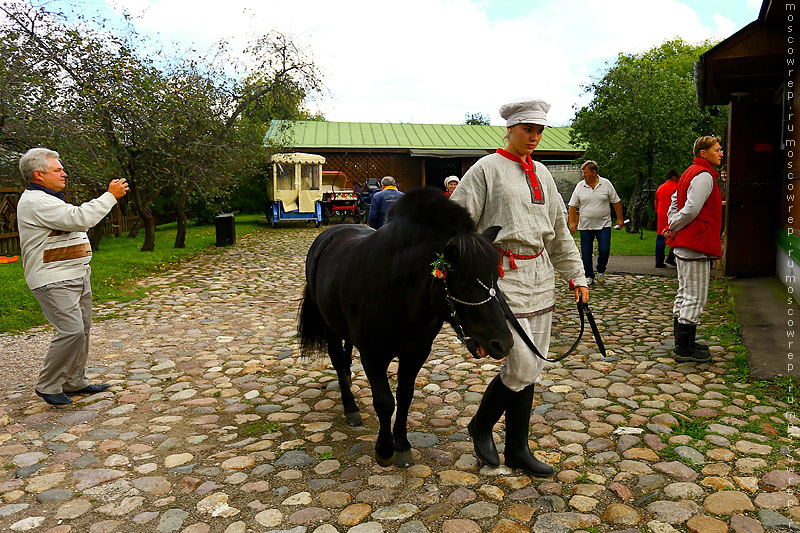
[215,213,235,247]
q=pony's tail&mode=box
[297,285,328,358]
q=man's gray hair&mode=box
[19,148,60,181]
[381,176,397,188]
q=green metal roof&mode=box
[267,120,581,152]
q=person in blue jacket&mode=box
[368,176,403,229]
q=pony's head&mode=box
[438,226,513,359]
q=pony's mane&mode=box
[387,187,476,234]
[448,230,501,281]
[385,187,499,279]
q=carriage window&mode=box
[301,165,320,190]
[276,163,295,190]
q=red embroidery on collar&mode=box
[496,149,542,202]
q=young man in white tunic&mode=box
[17,148,129,405]
[568,161,625,285]
[450,98,589,477]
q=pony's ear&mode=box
[443,241,459,265]
[481,226,501,243]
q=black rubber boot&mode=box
[468,375,515,468]
[674,321,711,363]
[503,384,554,477]
[674,317,709,352]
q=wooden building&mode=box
[266,120,584,195]
[695,0,797,284]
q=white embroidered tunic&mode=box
[450,151,587,315]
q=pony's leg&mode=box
[327,331,362,426]
[361,354,395,467]
[343,341,354,382]
[392,352,428,468]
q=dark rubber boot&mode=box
[674,322,711,363]
[503,384,554,477]
[468,375,515,468]
[674,317,708,352]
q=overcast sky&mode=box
[75,0,762,126]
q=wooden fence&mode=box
[0,188,21,255]
[0,187,138,256]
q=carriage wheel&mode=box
[314,218,321,228]
[322,207,331,225]
[353,211,362,224]
[267,209,277,229]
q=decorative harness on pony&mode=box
[431,254,606,362]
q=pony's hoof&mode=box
[345,411,363,426]
[394,449,413,468]
[375,452,395,467]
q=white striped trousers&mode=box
[499,312,552,392]
[673,258,711,325]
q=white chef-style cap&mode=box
[499,97,551,128]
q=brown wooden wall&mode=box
[783,90,800,234]
[321,151,422,192]
[725,102,784,277]
[305,150,487,192]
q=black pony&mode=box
[298,187,513,467]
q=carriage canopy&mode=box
[269,152,326,214]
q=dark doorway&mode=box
[424,158,461,190]
[725,102,783,277]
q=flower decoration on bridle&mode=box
[430,253,451,279]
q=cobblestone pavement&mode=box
[1,227,798,533]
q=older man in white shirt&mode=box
[17,148,129,405]
[568,161,624,285]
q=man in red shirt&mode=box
[662,136,723,364]
[654,169,679,268]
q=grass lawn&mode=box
[0,214,267,334]
[573,228,660,256]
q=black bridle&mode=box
[442,277,606,362]
[442,277,498,356]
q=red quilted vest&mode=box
[666,157,722,258]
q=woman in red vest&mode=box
[662,136,723,363]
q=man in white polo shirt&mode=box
[568,160,624,285]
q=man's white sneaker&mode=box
[596,273,606,284]
[586,277,594,286]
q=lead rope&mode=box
[494,287,606,362]
[439,274,606,361]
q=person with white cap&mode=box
[450,97,588,477]
[443,176,460,197]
